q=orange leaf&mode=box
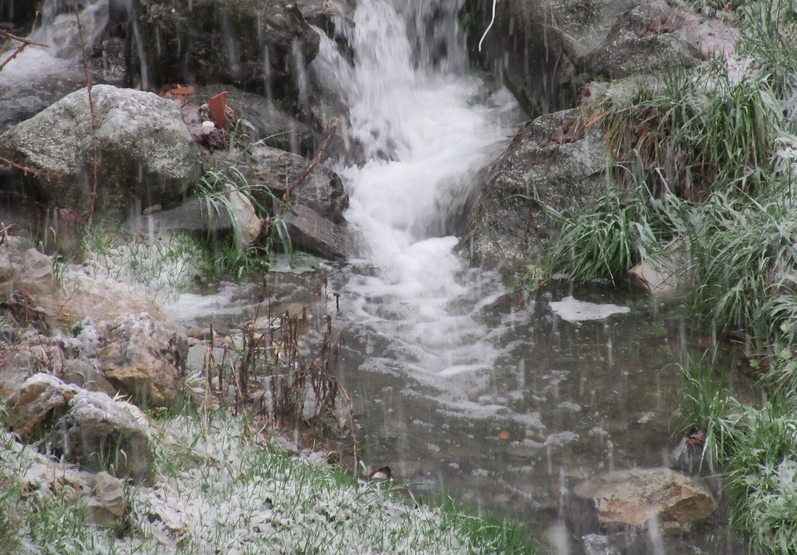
[498,430,510,440]
[170,85,196,96]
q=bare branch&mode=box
[0,154,62,179]
[71,1,100,226]
[282,118,340,203]
[0,29,50,72]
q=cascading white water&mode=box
[312,0,520,406]
[0,0,109,130]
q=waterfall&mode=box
[311,0,520,394]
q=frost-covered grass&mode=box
[0,410,536,555]
[79,227,204,296]
[678,367,797,554]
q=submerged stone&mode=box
[574,467,715,535]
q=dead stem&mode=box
[0,29,49,72]
[0,154,63,179]
[282,118,340,203]
[70,1,100,226]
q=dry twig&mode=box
[0,29,49,72]
[282,118,340,203]
[71,1,100,226]
[0,154,63,179]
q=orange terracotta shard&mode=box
[208,91,229,129]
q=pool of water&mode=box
[164,265,749,554]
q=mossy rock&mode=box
[128,0,320,100]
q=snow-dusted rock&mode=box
[88,471,128,527]
[0,85,202,219]
[56,390,151,480]
[4,373,81,441]
[99,313,188,408]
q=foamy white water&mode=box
[313,0,520,392]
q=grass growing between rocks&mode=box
[535,0,797,551]
[678,360,797,554]
[0,409,537,555]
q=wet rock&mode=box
[132,196,237,236]
[584,2,702,81]
[4,373,81,441]
[87,471,127,527]
[55,390,150,480]
[53,266,165,326]
[0,85,203,220]
[98,313,188,408]
[628,239,693,298]
[0,0,39,31]
[140,143,349,249]
[466,0,574,117]
[196,85,319,156]
[227,184,263,249]
[0,239,57,300]
[128,0,320,100]
[460,108,607,269]
[563,494,602,537]
[62,358,118,397]
[232,145,349,224]
[282,203,354,260]
[469,0,732,116]
[0,333,69,395]
[297,0,354,32]
[574,467,715,535]
[130,184,261,248]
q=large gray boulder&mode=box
[128,0,320,100]
[0,85,203,219]
[468,0,721,116]
[583,2,702,81]
[460,108,607,269]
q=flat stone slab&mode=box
[575,467,715,535]
[283,204,354,260]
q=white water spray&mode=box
[312,0,519,406]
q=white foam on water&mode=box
[314,0,519,395]
[548,295,631,323]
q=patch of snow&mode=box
[549,296,630,322]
